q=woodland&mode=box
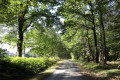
[0,0,120,80]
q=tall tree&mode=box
[58,0,100,62]
[1,0,59,57]
[88,1,99,63]
[96,0,107,64]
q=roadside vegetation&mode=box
[73,60,120,80]
[0,57,59,80]
[30,60,63,80]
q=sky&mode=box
[0,43,30,55]
[0,44,17,54]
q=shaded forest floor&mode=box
[73,60,120,80]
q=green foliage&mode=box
[23,28,70,58]
[2,57,56,73]
[59,0,120,62]
[0,0,119,62]
[0,0,62,57]
[0,48,8,58]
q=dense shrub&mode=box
[0,48,8,58]
[2,57,56,73]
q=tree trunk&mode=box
[17,16,24,57]
[98,1,107,64]
[86,28,94,61]
[17,3,28,57]
[99,22,104,62]
[102,24,107,64]
[93,28,99,63]
[23,42,25,57]
[84,17,94,61]
[99,6,103,61]
[89,2,99,63]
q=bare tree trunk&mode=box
[89,2,99,63]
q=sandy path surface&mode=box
[46,60,84,80]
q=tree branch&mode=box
[22,21,32,33]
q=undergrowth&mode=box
[0,57,57,80]
[73,59,120,80]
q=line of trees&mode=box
[59,0,120,64]
[0,0,120,63]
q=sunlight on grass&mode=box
[96,69,119,75]
[73,60,120,80]
[84,63,99,70]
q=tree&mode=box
[24,27,69,58]
[58,0,120,63]
[88,1,99,63]
[96,0,107,64]
[1,0,60,57]
[0,0,10,23]
[105,0,120,61]
[58,0,100,63]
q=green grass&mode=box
[73,60,120,80]
[97,69,119,76]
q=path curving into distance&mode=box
[46,60,84,80]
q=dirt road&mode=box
[46,60,84,80]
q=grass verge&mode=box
[73,60,120,80]
[28,60,63,80]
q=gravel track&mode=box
[46,60,84,80]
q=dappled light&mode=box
[0,0,120,80]
[46,60,83,80]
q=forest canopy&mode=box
[0,0,120,64]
